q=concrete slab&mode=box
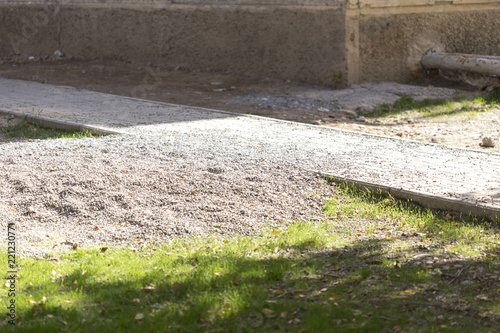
[0,77,499,220]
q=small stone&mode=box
[337,109,357,118]
[54,50,65,58]
[480,137,495,148]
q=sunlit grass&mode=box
[365,88,500,119]
[1,185,498,332]
[1,115,98,140]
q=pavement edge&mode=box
[0,108,128,136]
[320,173,499,222]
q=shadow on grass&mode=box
[6,230,499,333]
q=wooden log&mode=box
[421,52,500,76]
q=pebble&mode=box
[54,50,65,58]
[480,137,495,148]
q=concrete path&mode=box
[0,78,499,220]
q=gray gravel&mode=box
[1,78,499,257]
[230,82,473,113]
[230,92,340,112]
[1,133,334,258]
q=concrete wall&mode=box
[346,0,500,84]
[1,0,500,86]
[0,1,347,86]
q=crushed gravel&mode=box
[1,132,335,258]
[230,92,340,112]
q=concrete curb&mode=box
[0,107,128,136]
[319,173,500,222]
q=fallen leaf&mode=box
[142,286,155,292]
[262,308,276,318]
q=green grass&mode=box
[1,116,97,140]
[365,88,500,119]
[1,186,499,332]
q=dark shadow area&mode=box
[7,231,499,333]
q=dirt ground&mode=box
[0,58,499,152]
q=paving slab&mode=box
[0,77,499,220]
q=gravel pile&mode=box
[1,132,335,258]
[230,92,340,112]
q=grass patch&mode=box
[2,187,499,332]
[365,87,500,119]
[1,115,97,140]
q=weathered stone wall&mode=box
[346,0,500,84]
[0,1,347,86]
[357,11,500,83]
[1,0,500,86]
